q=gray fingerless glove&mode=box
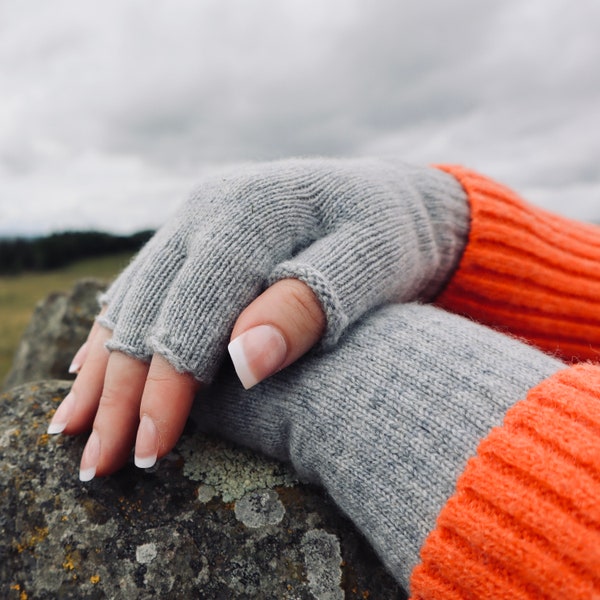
[99,158,469,382]
[194,304,564,590]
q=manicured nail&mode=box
[68,342,88,374]
[47,392,76,434]
[79,431,100,482]
[228,324,287,389]
[135,415,159,469]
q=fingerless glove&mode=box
[99,158,469,382]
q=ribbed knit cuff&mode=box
[435,165,600,363]
[410,364,600,599]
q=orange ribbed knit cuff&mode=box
[435,165,600,363]
[410,364,600,599]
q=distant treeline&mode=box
[0,230,154,275]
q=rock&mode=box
[2,279,107,391]
[1,280,406,598]
[0,380,406,599]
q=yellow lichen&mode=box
[9,583,28,599]
[15,526,49,553]
[62,557,76,571]
[37,433,50,446]
[62,546,81,572]
[90,575,101,584]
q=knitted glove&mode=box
[436,165,600,362]
[194,303,600,598]
[98,158,469,382]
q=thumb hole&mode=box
[228,278,326,388]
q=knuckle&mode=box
[145,371,173,387]
[279,278,326,338]
[97,385,123,413]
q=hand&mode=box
[48,278,324,480]
[47,157,469,479]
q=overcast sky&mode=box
[1,0,599,236]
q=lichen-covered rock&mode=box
[0,380,406,599]
[2,279,107,391]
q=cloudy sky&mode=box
[1,0,599,236]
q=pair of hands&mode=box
[46,157,468,480]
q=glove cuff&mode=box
[269,161,470,350]
[435,165,600,362]
[411,363,600,599]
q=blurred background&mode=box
[0,0,599,381]
[1,0,599,236]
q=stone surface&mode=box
[2,278,107,391]
[0,281,407,598]
[0,382,406,599]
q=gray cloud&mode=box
[1,0,599,235]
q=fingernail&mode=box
[79,431,100,482]
[228,324,287,389]
[47,392,76,434]
[135,415,159,469]
[68,342,88,374]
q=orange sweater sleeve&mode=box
[410,364,600,599]
[435,165,600,363]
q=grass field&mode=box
[0,252,134,384]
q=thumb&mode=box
[228,278,326,388]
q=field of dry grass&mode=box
[0,253,133,384]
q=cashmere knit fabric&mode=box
[435,164,600,363]
[411,364,600,599]
[98,158,469,383]
[194,303,564,591]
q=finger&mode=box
[68,341,89,374]
[79,351,150,481]
[68,306,109,375]
[228,278,325,389]
[48,321,112,435]
[134,354,198,469]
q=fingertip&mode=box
[229,278,325,387]
[228,324,287,389]
[134,415,159,469]
[79,430,100,482]
[69,308,109,374]
[228,335,259,389]
[136,355,197,463]
[47,392,76,434]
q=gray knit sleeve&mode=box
[193,303,564,590]
[99,158,469,383]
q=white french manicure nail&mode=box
[68,342,88,374]
[135,415,159,469]
[47,392,76,434]
[79,430,100,482]
[228,325,287,389]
